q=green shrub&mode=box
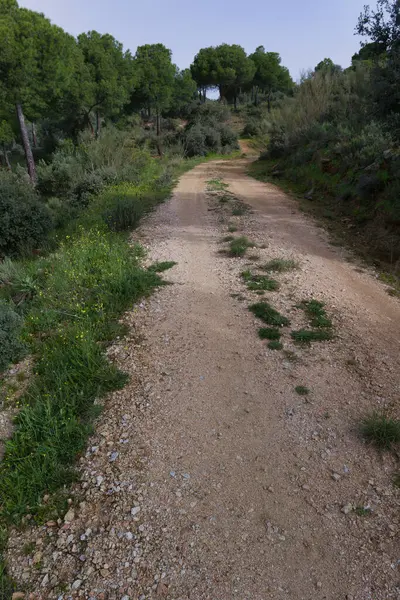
[0,300,25,373]
[258,328,281,340]
[0,172,54,258]
[249,302,290,327]
[228,236,254,257]
[362,412,400,450]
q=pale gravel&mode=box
[6,159,400,600]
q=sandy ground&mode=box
[7,159,400,600]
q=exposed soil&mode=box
[7,159,400,600]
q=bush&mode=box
[183,124,208,157]
[0,300,25,373]
[0,172,54,258]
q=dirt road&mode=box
[8,159,400,600]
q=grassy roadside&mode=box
[0,152,236,596]
[248,159,400,295]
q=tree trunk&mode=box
[156,110,161,137]
[16,103,36,184]
[234,93,237,110]
[267,92,271,113]
[96,111,101,138]
[31,122,38,148]
[254,86,259,106]
[86,112,95,136]
[3,144,11,170]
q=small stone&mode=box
[302,484,310,491]
[121,596,130,600]
[96,476,104,486]
[12,593,25,600]
[131,506,141,517]
[41,574,49,587]
[64,508,75,523]
[72,580,82,590]
[331,473,341,481]
[342,504,353,515]
[110,451,119,462]
[33,552,42,565]
[46,521,57,527]
[316,581,322,589]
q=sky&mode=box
[18,0,369,80]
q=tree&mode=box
[170,69,197,115]
[191,44,255,108]
[315,58,343,74]
[190,47,218,102]
[352,41,386,64]
[77,31,134,137]
[0,1,81,182]
[249,47,293,110]
[356,1,400,131]
[133,44,176,136]
[357,0,400,52]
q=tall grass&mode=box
[0,227,163,524]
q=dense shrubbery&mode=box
[0,172,54,258]
[182,103,239,157]
[253,59,400,267]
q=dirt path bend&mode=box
[8,160,400,600]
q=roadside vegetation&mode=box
[247,0,400,279]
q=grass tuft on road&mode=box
[291,329,332,344]
[228,237,255,257]
[242,271,279,291]
[268,341,283,351]
[361,412,400,450]
[249,302,290,327]
[260,258,298,273]
[295,385,310,396]
[301,299,332,328]
[258,328,281,340]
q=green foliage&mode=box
[301,300,333,328]
[249,302,290,326]
[249,46,294,107]
[133,44,176,116]
[258,327,281,340]
[361,412,400,450]
[295,385,309,396]
[260,258,298,272]
[147,261,177,273]
[228,236,254,257]
[291,329,333,344]
[182,107,239,157]
[0,171,53,257]
[0,226,164,522]
[242,271,279,291]
[77,31,133,126]
[232,205,247,216]
[267,340,283,350]
[0,300,25,373]
[191,44,256,105]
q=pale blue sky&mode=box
[19,0,369,79]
